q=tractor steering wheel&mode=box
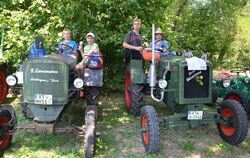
[57,43,74,54]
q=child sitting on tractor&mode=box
[29,35,47,60]
[58,29,79,59]
[141,28,171,61]
[150,28,169,56]
[76,32,102,75]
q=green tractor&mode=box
[124,24,248,153]
[212,69,250,114]
[0,28,103,157]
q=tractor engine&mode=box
[22,54,72,122]
[158,56,212,112]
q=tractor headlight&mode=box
[74,78,84,89]
[158,79,168,89]
[222,79,230,88]
[6,75,17,86]
[244,78,249,84]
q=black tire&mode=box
[0,105,17,155]
[217,99,248,145]
[84,110,96,158]
[124,68,144,115]
[141,105,160,153]
[19,90,33,119]
[0,69,8,104]
[224,90,249,114]
[206,87,218,107]
[86,87,100,106]
[212,87,218,103]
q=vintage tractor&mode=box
[124,24,248,153]
[0,40,103,157]
[213,69,250,114]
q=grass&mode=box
[2,92,250,158]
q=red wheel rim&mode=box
[228,96,241,103]
[125,70,132,110]
[0,71,8,104]
[220,108,236,136]
[0,116,12,149]
[141,115,149,145]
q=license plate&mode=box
[187,111,203,120]
[34,94,53,105]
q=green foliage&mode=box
[0,0,249,89]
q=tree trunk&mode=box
[171,0,189,31]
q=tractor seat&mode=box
[218,72,236,79]
[141,50,160,62]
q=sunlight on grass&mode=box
[185,153,201,158]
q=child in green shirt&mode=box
[76,32,99,74]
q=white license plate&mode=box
[34,94,53,105]
[187,111,203,120]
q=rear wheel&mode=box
[217,99,248,145]
[86,87,99,106]
[84,109,96,158]
[141,105,160,153]
[0,105,16,156]
[224,90,249,114]
[124,69,143,115]
[0,70,8,104]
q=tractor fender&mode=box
[129,59,145,83]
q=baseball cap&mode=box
[86,32,95,38]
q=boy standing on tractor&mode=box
[58,29,79,59]
[122,19,144,65]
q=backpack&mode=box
[87,52,103,69]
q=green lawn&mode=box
[3,92,250,158]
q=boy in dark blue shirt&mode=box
[29,35,46,60]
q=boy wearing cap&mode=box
[76,32,99,73]
[150,28,169,56]
[79,32,99,61]
[58,29,79,59]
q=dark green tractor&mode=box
[124,24,248,153]
[212,69,250,114]
[0,34,103,157]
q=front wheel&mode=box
[224,90,249,114]
[84,109,96,158]
[141,105,160,153]
[217,99,248,145]
[86,86,100,106]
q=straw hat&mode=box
[155,28,164,34]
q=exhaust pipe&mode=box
[150,23,164,102]
[149,23,156,87]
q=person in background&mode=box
[29,35,47,60]
[150,28,169,56]
[58,29,78,59]
[122,19,143,65]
